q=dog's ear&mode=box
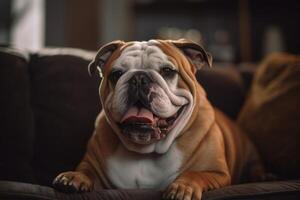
[171,38,212,70]
[88,40,125,77]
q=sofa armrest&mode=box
[203,180,300,200]
[1,180,300,200]
[0,181,161,200]
[0,181,56,200]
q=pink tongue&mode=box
[121,107,154,124]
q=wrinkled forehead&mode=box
[112,40,175,70]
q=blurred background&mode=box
[0,0,300,63]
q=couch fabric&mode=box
[0,49,35,183]
[0,47,300,199]
[29,49,101,186]
[1,180,300,200]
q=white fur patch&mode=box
[106,142,183,189]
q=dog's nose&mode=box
[128,72,152,108]
[129,72,152,88]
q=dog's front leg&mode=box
[163,171,231,200]
[53,156,96,193]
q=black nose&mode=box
[129,72,152,89]
[128,72,152,108]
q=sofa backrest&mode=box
[0,48,35,183]
[0,47,250,186]
[28,49,101,186]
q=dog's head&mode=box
[89,39,212,154]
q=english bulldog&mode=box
[53,39,264,200]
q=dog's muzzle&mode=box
[118,72,184,144]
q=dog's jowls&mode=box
[53,39,264,200]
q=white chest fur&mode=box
[106,143,183,189]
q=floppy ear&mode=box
[171,38,212,70]
[88,40,125,77]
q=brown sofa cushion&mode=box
[1,180,300,200]
[238,53,300,179]
[0,48,35,183]
[29,49,101,186]
[196,66,246,119]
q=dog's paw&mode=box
[163,180,203,200]
[53,171,93,193]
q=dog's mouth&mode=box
[119,104,184,144]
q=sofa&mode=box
[0,46,299,200]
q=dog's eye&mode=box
[160,66,177,79]
[109,70,124,85]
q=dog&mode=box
[53,39,264,200]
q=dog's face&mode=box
[89,39,212,154]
